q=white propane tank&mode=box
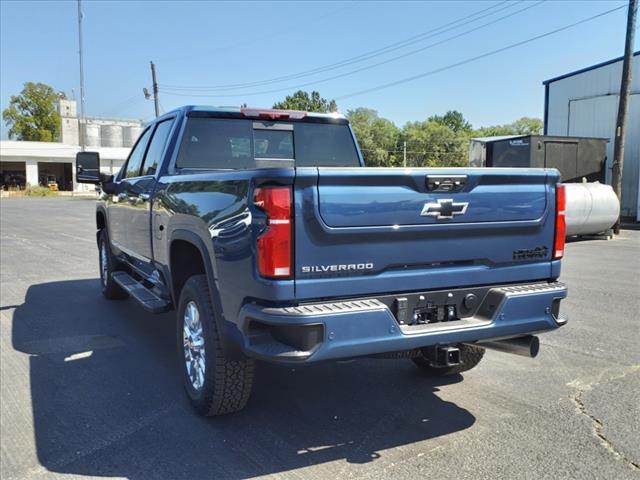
[564,182,620,237]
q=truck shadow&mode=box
[11,279,476,479]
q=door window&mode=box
[124,128,152,178]
[142,119,174,176]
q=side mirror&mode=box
[76,151,101,184]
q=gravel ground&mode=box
[1,197,638,480]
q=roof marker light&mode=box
[240,108,306,120]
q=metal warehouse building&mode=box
[544,51,640,221]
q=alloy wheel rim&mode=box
[183,301,206,391]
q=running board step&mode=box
[111,271,171,314]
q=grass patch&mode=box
[23,185,59,197]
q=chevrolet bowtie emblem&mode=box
[421,199,469,219]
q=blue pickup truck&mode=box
[76,106,568,416]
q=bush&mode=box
[23,185,58,197]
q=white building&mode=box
[0,141,130,192]
[1,99,141,192]
[544,51,640,221]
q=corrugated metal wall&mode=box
[546,55,640,220]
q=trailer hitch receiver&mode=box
[432,346,461,367]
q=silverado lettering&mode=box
[301,263,374,274]
[513,246,549,260]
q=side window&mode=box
[176,118,254,169]
[142,119,174,176]
[124,128,152,178]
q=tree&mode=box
[347,108,401,166]
[511,117,543,135]
[2,82,61,142]
[401,120,468,167]
[473,117,544,138]
[273,90,337,113]
[472,124,517,137]
[428,110,472,133]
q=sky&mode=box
[0,0,636,139]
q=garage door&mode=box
[569,94,639,219]
[1,161,26,190]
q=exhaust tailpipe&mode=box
[474,335,540,358]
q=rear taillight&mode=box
[554,184,566,259]
[254,187,292,278]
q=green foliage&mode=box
[273,90,337,113]
[401,120,469,167]
[511,117,544,135]
[473,117,543,137]
[472,124,516,137]
[2,82,61,142]
[24,185,58,197]
[345,106,543,168]
[428,110,472,133]
[347,108,401,167]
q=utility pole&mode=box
[403,141,407,167]
[150,61,160,117]
[77,0,86,151]
[612,0,637,234]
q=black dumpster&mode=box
[469,135,608,183]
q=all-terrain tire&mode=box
[177,274,254,416]
[98,229,127,300]
[412,344,485,376]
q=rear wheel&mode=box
[98,230,127,300]
[412,344,485,376]
[177,275,254,416]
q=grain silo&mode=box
[123,125,144,147]
[83,123,101,147]
[101,124,123,147]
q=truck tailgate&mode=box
[293,167,559,300]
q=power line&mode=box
[77,0,86,151]
[150,61,159,117]
[106,91,148,117]
[156,2,359,64]
[361,148,466,155]
[335,3,628,100]
[159,0,544,99]
[612,0,637,234]
[159,0,516,92]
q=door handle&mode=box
[426,175,467,193]
[126,193,149,204]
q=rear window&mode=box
[254,125,294,159]
[176,117,359,169]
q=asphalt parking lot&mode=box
[1,197,638,480]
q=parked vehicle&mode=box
[44,175,58,191]
[77,106,568,416]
